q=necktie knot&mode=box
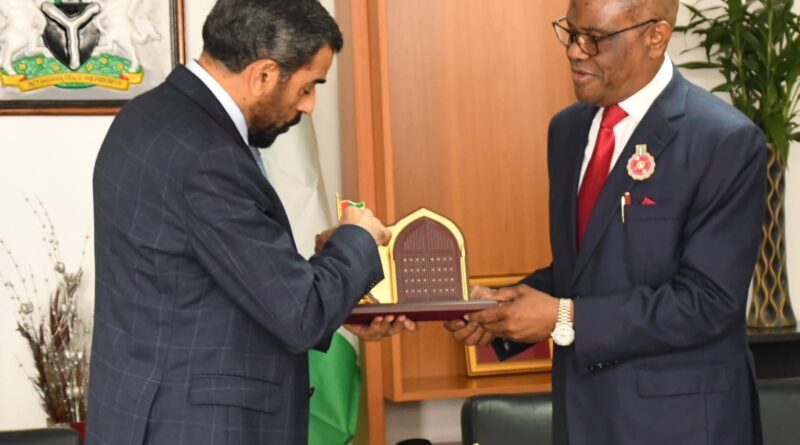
[600,104,627,129]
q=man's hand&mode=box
[443,285,503,346]
[314,227,336,253]
[467,284,559,344]
[345,315,417,342]
[340,206,391,246]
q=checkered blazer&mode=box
[86,66,383,445]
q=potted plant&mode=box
[676,0,800,328]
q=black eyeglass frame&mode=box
[551,16,659,56]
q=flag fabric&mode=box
[337,198,366,221]
[261,116,361,445]
[307,331,361,445]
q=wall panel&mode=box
[385,0,574,277]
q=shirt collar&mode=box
[618,54,674,121]
[186,59,250,146]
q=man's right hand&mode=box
[443,285,503,346]
[340,206,391,246]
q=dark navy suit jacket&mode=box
[501,69,766,445]
[86,66,383,445]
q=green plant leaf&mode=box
[706,26,729,53]
[683,3,710,20]
[728,0,745,21]
[742,30,763,53]
[710,82,737,93]
[678,61,724,69]
[677,0,799,160]
[786,56,800,82]
[765,113,790,159]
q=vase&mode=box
[748,145,796,328]
[68,421,86,441]
[48,419,86,442]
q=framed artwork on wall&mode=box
[0,0,185,115]
[466,339,553,376]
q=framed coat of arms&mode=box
[0,0,184,115]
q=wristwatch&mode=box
[551,298,575,346]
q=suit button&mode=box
[308,387,315,398]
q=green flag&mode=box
[308,331,361,445]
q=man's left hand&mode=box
[345,315,417,341]
[467,284,559,344]
[314,227,337,253]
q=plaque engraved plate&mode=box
[394,217,463,303]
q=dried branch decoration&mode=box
[1,196,90,423]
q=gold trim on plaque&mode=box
[468,275,526,289]
[371,208,468,304]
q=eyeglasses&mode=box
[552,16,658,56]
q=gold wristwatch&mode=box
[551,298,575,346]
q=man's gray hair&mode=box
[202,0,343,76]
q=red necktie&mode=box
[577,104,628,248]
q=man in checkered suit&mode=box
[86,1,410,443]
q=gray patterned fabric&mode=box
[86,65,382,445]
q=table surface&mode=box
[748,325,800,343]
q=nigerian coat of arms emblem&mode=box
[0,0,163,93]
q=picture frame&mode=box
[0,0,185,115]
[466,339,553,376]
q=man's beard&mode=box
[247,90,303,148]
[248,113,302,148]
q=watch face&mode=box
[552,324,575,346]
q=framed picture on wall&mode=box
[0,0,185,115]
[466,339,553,376]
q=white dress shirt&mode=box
[577,54,674,188]
[185,60,268,178]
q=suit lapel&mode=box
[560,104,597,270]
[167,65,251,153]
[568,70,687,288]
[166,66,296,244]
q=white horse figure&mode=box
[93,0,160,73]
[0,0,49,75]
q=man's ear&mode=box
[246,59,281,96]
[647,21,672,58]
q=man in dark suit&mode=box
[87,1,413,444]
[447,0,766,444]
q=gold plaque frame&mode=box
[370,207,469,304]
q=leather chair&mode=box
[461,379,800,445]
[759,378,800,445]
[0,428,81,445]
[461,392,552,445]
